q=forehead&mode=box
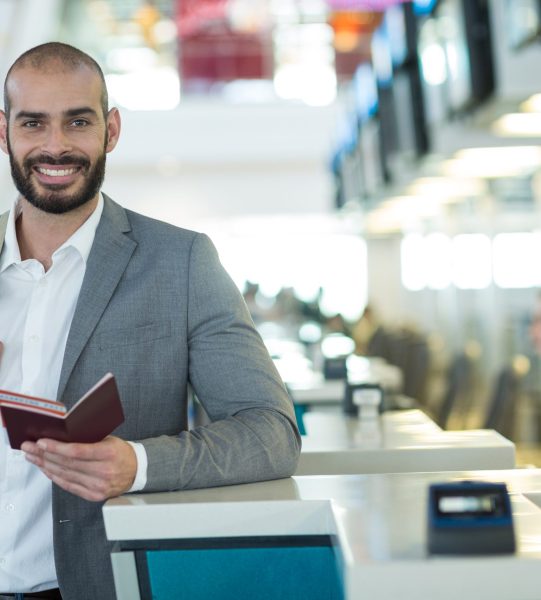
[6,63,103,115]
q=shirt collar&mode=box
[53,194,104,263]
[0,194,104,273]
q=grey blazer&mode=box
[0,195,301,599]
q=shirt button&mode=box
[5,504,14,512]
[0,557,5,564]
[29,335,40,343]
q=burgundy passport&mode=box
[0,373,125,450]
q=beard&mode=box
[7,136,107,215]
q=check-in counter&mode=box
[284,358,403,406]
[281,356,405,435]
[296,409,516,475]
[104,469,541,600]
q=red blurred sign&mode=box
[175,0,228,36]
[180,29,272,86]
[175,0,272,86]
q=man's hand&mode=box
[21,436,137,502]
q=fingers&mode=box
[22,436,137,502]
[41,466,112,502]
[33,437,114,462]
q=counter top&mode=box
[296,410,515,474]
[104,469,541,599]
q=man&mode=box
[0,42,300,599]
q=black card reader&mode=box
[427,480,516,555]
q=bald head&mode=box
[4,42,108,120]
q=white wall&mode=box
[104,102,341,230]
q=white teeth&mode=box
[37,167,77,177]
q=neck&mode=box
[15,195,99,271]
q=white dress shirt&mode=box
[0,195,146,592]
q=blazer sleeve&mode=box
[139,233,301,491]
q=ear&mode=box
[105,107,121,153]
[0,110,8,155]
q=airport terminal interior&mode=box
[5,0,541,598]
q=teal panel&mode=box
[146,545,343,600]
[294,404,307,435]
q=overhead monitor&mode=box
[353,62,379,125]
[338,146,366,207]
[392,71,420,159]
[418,15,449,124]
[384,4,409,67]
[358,117,386,199]
[385,2,430,158]
[418,0,494,116]
[437,0,473,112]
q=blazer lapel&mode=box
[57,196,137,402]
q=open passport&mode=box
[0,373,125,450]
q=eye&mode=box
[71,118,89,127]
[22,120,40,128]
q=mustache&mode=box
[24,154,90,169]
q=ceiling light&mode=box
[492,113,541,137]
[406,176,487,200]
[520,93,541,113]
[443,146,541,178]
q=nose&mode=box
[41,124,72,157]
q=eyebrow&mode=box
[14,107,99,121]
[65,107,99,118]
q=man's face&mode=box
[0,63,120,214]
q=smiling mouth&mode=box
[35,166,80,177]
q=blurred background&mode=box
[3,0,541,456]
